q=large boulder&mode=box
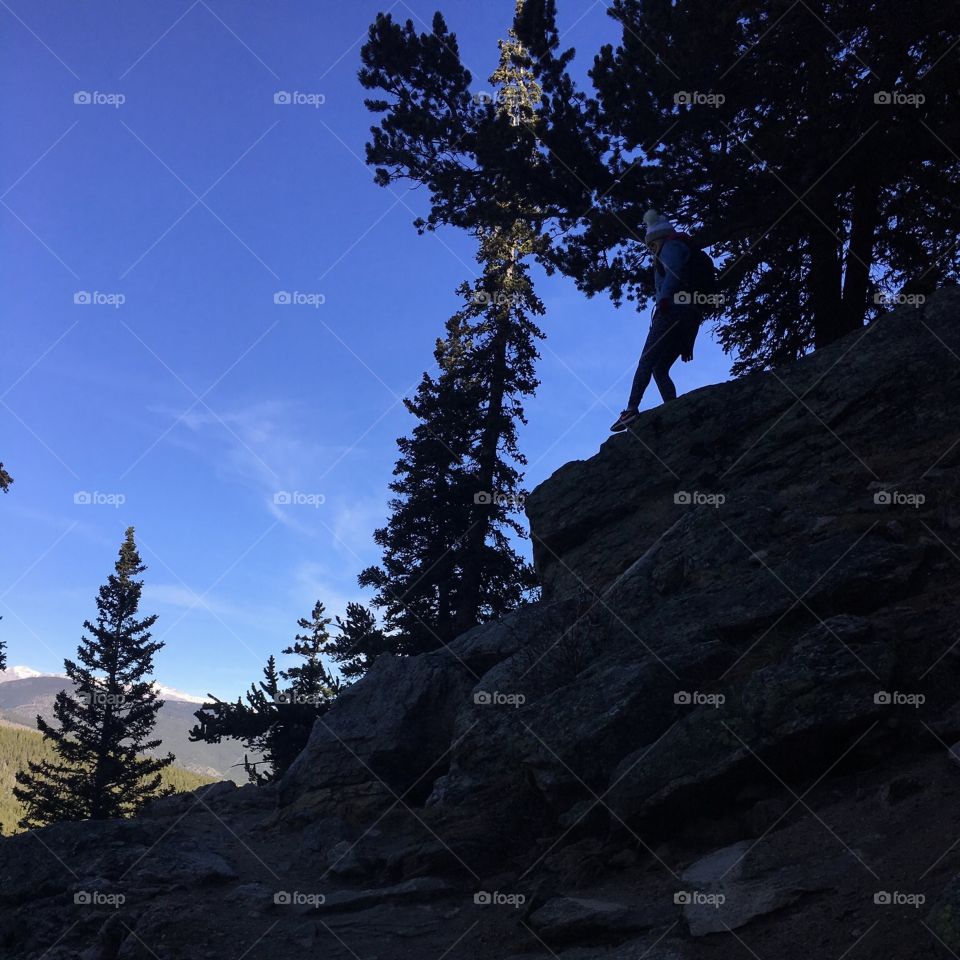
[278,602,576,820]
[526,287,960,599]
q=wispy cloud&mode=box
[291,560,368,624]
[148,398,362,531]
[144,582,239,618]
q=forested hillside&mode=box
[0,721,214,835]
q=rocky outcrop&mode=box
[2,289,960,959]
[526,287,959,599]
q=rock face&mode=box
[525,287,960,600]
[2,289,960,960]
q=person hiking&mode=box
[610,210,708,432]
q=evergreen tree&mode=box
[585,0,960,371]
[0,462,11,493]
[189,604,341,784]
[359,16,543,653]
[14,528,173,827]
[360,0,960,374]
[322,602,387,679]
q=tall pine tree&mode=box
[15,528,173,827]
[359,12,543,653]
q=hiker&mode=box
[610,210,708,432]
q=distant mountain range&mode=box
[0,667,251,783]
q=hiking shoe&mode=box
[610,409,640,432]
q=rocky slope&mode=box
[1,288,959,960]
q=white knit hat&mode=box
[643,209,675,244]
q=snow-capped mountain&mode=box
[0,667,245,781]
[0,666,53,683]
[152,682,207,704]
[0,666,206,703]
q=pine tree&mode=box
[360,0,960,374]
[450,224,543,638]
[14,528,173,827]
[358,338,476,654]
[359,18,543,654]
[0,463,11,494]
[322,602,387,680]
[189,605,341,784]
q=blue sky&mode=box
[1,0,733,699]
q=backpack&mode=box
[680,237,720,309]
[669,234,719,309]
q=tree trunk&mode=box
[808,198,844,349]
[841,176,881,333]
[453,309,510,640]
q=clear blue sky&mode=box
[1,0,732,699]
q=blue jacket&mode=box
[654,237,690,305]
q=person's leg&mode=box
[653,338,682,402]
[653,352,680,403]
[627,312,678,410]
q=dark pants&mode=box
[628,307,694,409]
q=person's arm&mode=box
[657,239,690,308]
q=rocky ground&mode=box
[2,288,959,959]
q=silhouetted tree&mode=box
[361,0,960,374]
[359,16,542,653]
[14,528,173,827]
[322,602,387,679]
[189,604,341,784]
[0,463,11,494]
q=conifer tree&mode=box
[189,604,341,784]
[0,462,11,493]
[360,0,960,374]
[14,528,173,827]
[359,15,543,653]
[322,602,387,679]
